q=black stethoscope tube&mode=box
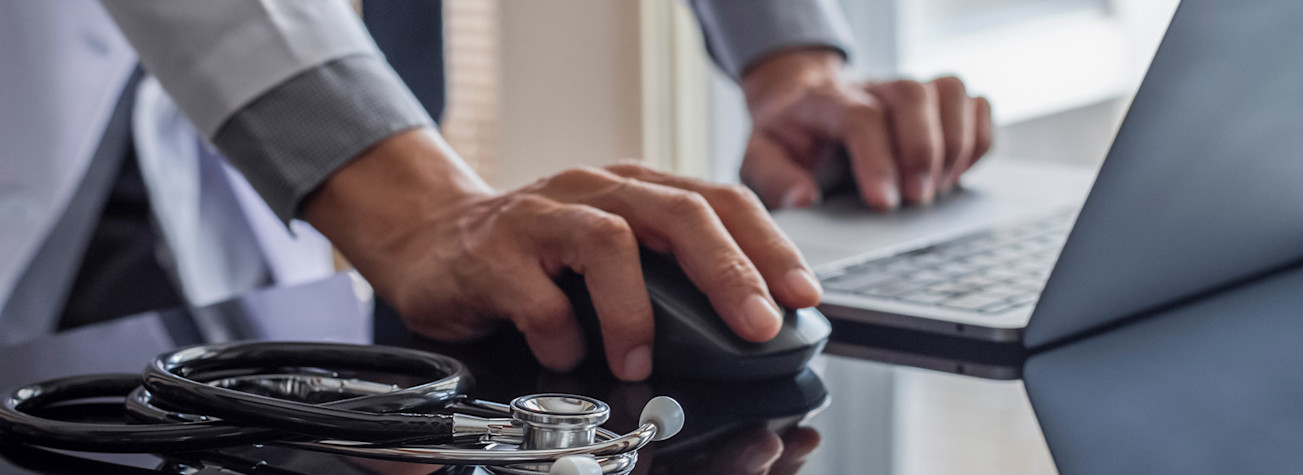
[145,342,469,444]
[0,342,472,453]
[0,374,272,452]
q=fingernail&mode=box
[781,188,813,209]
[943,173,961,192]
[623,345,652,381]
[744,294,784,338]
[785,268,822,303]
[879,180,901,210]
[909,174,935,204]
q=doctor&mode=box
[0,0,991,381]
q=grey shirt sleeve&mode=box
[689,0,856,80]
[211,55,433,222]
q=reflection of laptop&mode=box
[777,0,1303,351]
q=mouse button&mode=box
[751,308,817,350]
[791,307,833,344]
[648,295,747,355]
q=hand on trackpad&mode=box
[815,145,970,209]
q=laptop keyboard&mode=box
[818,212,1076,315]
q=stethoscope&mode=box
[0,342,685,475]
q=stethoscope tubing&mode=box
[0,373,272,452]
[0,341,471,452]
[143,342,470,444]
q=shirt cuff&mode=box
[211,55,433,222]
[690,0,855,80]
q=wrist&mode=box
[741,47,846,112]
[303,127,492,261]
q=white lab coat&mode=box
[0,0,373,343]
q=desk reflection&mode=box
[1025,265,1303,474]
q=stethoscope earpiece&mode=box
[639,396,685,442]
[549,455,603,475]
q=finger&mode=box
[929,76,976,191]
[772,427,822,475]
[867,80,945,204]
[528,203,655,381]
[494,265,588,373]
[964,97,995,177]
[546,168,783,342]
[607,163,822,309]
[739,134,821,209]
[786,86,900,210]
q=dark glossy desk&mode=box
[5,266,1301,474]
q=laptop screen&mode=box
[1025,0,1303,348]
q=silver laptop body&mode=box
[780,0,1303,348]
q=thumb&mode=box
[740,134,820,209]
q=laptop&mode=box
[776,0,1303,353]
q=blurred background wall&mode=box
[438,0,1180,190]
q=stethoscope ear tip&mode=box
[548,454,603,475]
[639,396,685,442]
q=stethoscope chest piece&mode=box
[511,394,609,450]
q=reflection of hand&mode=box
[740,47,994,210]
[658,426,821,475]
[306,129,820,382]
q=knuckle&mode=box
[552,166,616,187]
[605,160,653,178]
[931,75,967,96]
[715,256,763,290]
[906,139,942,164]
[888,80,930,105]
[847,101,887,128]
[577,210,635,248]
[500,193,554,218]
[712,184,764,212]
[663,190,713,219]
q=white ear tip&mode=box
[549,454,602,475]
[638,396,685,441]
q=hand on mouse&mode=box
[305,128,821,382]
[739,47,994,210]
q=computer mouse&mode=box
[558,249,831,381]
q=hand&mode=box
[739,48,994,210]
[304,129,821,382]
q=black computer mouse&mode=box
[558,249,831,381]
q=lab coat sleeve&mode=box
[101,0,433,221]
[688,0,856,80]
[210,56,432,222]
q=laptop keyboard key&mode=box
[927,281,982,294]
[898,291,952,305]
[860,281,924,297]
[823,271,896,293]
